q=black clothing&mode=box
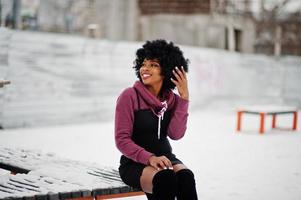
[152,169,177,200]
[176,169,198,200]
[119,89,182,189]
[118,88,199,200]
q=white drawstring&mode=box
[156,101,167,139]
[158,116,161,139]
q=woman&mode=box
[115,39,198,200]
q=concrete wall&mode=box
[35,0,257,53]
[0,30,300,128]
[0,28,12,128]
[0,0,13,26]
[212,14,256,53]
[139,14,256,53]
[37,0,139,41]
[140,14,211,47]
[185,47,301,109]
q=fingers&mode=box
[170,77,178,87]
[175,66,186,80]
[170,66,189,101]
[157,160,166,169]
[171,66,186,83]
[156,157,171,170]
[149,156,173,170]
[178,66,187,79]
[172,67,181,82]
[161,156,172,169]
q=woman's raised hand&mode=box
[148,155,173,170]
[171,66,189,101]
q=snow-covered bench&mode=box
[0,147,144,199]
[236,105,298,134]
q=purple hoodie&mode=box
[115,81,189,165]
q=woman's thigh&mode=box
[140,166,158,193]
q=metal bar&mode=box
[272,114,276,128]
[259,112,265,134]
[236,111,242,132]
[293,111,298,130]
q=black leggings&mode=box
[118,155,182,189]
[145,169,198,200]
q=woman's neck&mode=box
[146,84,162,99]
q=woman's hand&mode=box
[148,155,173,170]
[171,66,189,101]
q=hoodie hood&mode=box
[133,81,176,139]
[133,81,175,112]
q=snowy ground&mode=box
[1,29,301,200]
[1,109,300,200]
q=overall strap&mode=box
[133,88,141,110]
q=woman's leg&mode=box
[173,164,198,200]
[172,163,187,172]
[140,166,177,200]
[140,166,157,193]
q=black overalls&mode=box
[119,88,182,189]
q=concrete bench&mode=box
[236,105,298,134]
[0,147,144,199]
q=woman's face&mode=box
[139,59,164,87]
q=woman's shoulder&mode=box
[116,87,137,105]
[119,87,136,98]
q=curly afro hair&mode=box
[133,39,189,91]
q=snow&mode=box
[0,146,128,199]
[0,168,9,176]
[0,29,301,200]
[1,110,301,200]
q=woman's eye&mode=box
[141,62,159,68]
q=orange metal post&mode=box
[259,112,265,134]
[237,111,242,132]
[293,111,298,130]
[272,114,276,128]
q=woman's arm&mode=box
[168,66,189,140]
[115,88,153,165]
[167,96,189,140]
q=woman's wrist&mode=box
[148,155,155,165]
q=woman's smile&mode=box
[141,73,151,80]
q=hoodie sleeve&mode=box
[114,88,154,165]
[167,95,189,140]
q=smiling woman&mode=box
[139,59,163,98]
[114,39,198,200]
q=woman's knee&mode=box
[152,169,177,199]
[176,168,196,184]
[153,169,177,188]
[176,169,198,200]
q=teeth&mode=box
[142,74,151,78]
